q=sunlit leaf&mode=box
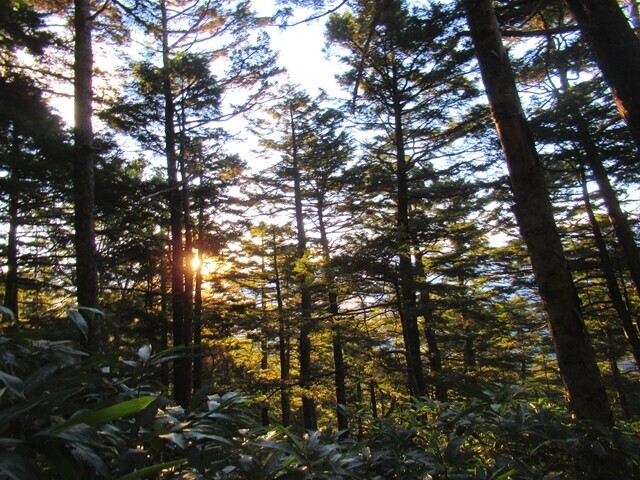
[0,306,16,325]
[66,310,88,341]
[137,344,151,364]
[0,370,23,397]
[116,459,187,480]
[53,396,157,431]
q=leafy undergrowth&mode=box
[1,334,639,479]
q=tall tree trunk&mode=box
[462,319,477,374]
[259,238,270,427]
[565,0,640,150]
[161,0,188,407]
[180,158,194,398]
[316,196,348,433]
[392,89,426,398]
[463,0,612,424]
[193,208,204,391]
[74,0,103,352]
[4,168,19,323]
[558,71,640,299]
[260,337,270,426]
[160,251,170,385]
[414,250,447,401]
[579,168,640,371]
[604,327,632,419]
[369,381,378,419]
[289,106,316,430]
[273,232,291,427]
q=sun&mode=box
[191,254,201,272]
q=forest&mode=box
[2,0,640,478]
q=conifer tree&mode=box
[462,0,611,424]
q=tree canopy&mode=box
[2,0,640,476]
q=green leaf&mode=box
[77,306,104,316]
[443,436,466,464]
[70,443,108,477]
[188,381,213,412]
[0,369,24,397]
[0,451,39,480]
[0,306,17,325]
[492,467,519,480]
[24,362,60,393]
[66,309,88,341]
[53,396,157,431]
[42,423,102,446]
[116,459,187,480]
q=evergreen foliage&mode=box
[2,0,640,473]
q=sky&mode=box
[254,2,344,96]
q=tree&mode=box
[73,0,105,352]
[326,0,478,397]
[564,0,640,150]
[0,0,70,325]
[105,0,278,405]
[298,101,353,432]
[461,0,611,424]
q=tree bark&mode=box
[392,84,426,398]
[193,207,204,391]
[316,196,348,433]
[579,168,640,371]
[463,0,612,424]
[74,0,103,352]
[559,75,640,299]
[273,231,291,427]
[289,106,316,430]
[414,250,447,401]
[604,328,632,419]
[160,252,170,385]
[161,0,189,407]
[180,156,194,399]
[4,154,19,323]
[565,0,640,150]
[585,153,640,299]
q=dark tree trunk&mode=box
[258,239,270,427]
[273,233,291,427]
[414,250,447,401]
[316,197,348,433]
[161,0,189,407]
[4,171,19,322]
[565,0,640,150]
[463,0,612,424]
[289,106,316,430]
[604,328,632,419]
[160,252,170,385]
[586,152,640,299]
[463,326,477,373]
[260,338,270,426]
[74,0,103,352]
[193,243,203,391]
[193,204,205,391]
[560,75,640,299]
[579,168,640,371]
[392,89,426,398]
[180,158,194,398]
[369,381,378,419]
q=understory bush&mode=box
[1,330,639,479]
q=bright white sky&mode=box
[254,1,344,96]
